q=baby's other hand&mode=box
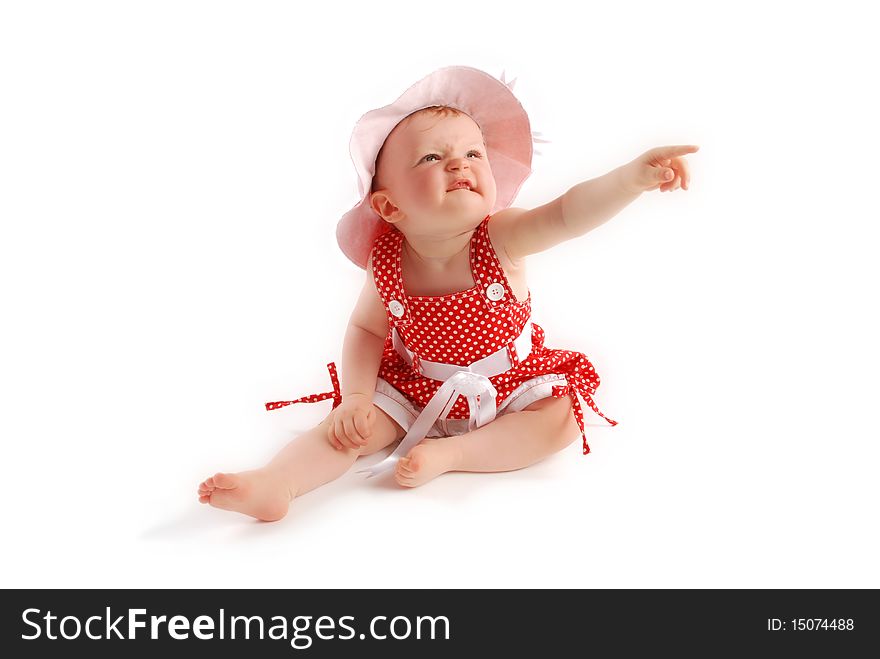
[619,145,699,194]
[327,393,375,450]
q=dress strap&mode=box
[470,214,517,310]
[370,228,413,325]
[265,362,343,412]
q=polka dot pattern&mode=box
[371,215,617,454]
[266,215,617,455]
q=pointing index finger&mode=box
[660,145,700,157]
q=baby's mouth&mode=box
[448,181,474,192]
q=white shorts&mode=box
[372,373,569,438]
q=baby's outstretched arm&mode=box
[491,145,699,262]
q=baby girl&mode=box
[197,66,698,521]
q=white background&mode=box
[2,0,878,589]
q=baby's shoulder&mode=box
[487,210,530,302]
[488,209,529,270]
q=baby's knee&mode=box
[556,412,582,449]
[525,396,579,449]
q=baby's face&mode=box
[370,112,497,239]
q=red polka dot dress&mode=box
[267,215,616,454]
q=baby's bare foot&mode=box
[197,469,292,521]
[395,439,461,488]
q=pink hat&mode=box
[336,66,542,269]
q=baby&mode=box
[197,66,697,521]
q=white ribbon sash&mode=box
[357,371,498,478]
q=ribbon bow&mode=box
[357,370,498,478]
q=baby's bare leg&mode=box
[267,409,404,496]
[395,396,580,487]
[198,406,404,521]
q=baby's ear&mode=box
[370,191,403,224]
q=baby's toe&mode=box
[394,471,415,488]
[406,449,424,473]
[213,472,237,489]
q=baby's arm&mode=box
[340,256,389,398]
[327,256,390,449]
[491,145,698,262]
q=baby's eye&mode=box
[422,151,483,162]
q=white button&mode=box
[389,300,405,317]
[486,283,505,301]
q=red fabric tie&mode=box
[529,323,618,455]
[265,362,343,412]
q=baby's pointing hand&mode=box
[619,145,700,194]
